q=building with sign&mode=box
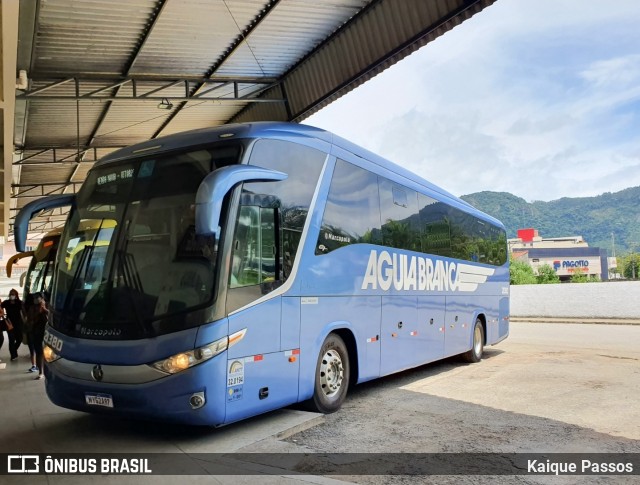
[509,228,609,281]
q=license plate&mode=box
[85,393,114,408]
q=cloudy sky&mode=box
[305,0,640,202]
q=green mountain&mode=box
[460,187,640,254]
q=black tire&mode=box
[463,319,484,363]
[308,333,350,414]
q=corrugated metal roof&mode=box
[233,0,496,122]
[129,0,263,77]
[12,0,497,236]
[215,0,368,77]
[24,100,105,146]
[34,0,160,75]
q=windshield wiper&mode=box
[116,220,154,337]
[61,219,105,316]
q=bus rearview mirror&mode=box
[195,164,287,238]
[14,194,76,252]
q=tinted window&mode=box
[227,140,325,311]
[419,193,506,266]
[418,194,453,257]
[316,160,507,266]
[379,179,420,251]
[51,144,241,340]
[448,208,507,266]
[317,159,381,255]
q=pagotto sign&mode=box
[553,260,590,273]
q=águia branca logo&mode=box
[361,249,495,292]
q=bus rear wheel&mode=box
[463,319,484,363]
[309,333,350,414]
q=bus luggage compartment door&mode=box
[380,296,420,375]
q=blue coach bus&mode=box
[15,122,509,425]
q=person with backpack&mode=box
[26,292,49,379]
[1,289,26,362]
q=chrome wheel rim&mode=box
[319,349,344,398]
[473,325,483,356]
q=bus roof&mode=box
[97,122,504,230]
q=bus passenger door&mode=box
[226,299,300,424]
[224,202,299,423]
[417,296,446,363]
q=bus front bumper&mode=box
[44,355,227,426]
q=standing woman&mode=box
[0,298,6,359]
[28,292,49,380]
[1,289,26,361]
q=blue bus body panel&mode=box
[298,244,508,299]
[380,295,418,375]
[223,350,300,425]
[228,298,282,357]
[498,296,510,342]
[194,318,229,348]
[299,295,381,400]
[223,298,301,424]
[281,297,301,351]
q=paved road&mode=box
[243,321,640,483]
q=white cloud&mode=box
[306,0,640,202]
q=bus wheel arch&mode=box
[476,313,487,346]
[307,329,356,414]
[463,314,485,363]
[332,328,358,390]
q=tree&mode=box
[510,258,537,285]
[620,254,640,280]
[536,264,560,284]
[570,270,589,283]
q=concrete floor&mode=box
[0,343,344,484]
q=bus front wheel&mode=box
[463,319,484,363]
[309,333,350,414]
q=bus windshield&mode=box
[51,144,241,340]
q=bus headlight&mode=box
[43,344,61,363]
[151,336,229,374]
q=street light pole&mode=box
[611,232,615,258]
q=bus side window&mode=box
[316,159,381,254]
[227,201,282,313]
[379,179,420,252]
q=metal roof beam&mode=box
[17,77,283,102]
[10,206,67,215]
[24,220,64,233]
[138,80,185,98]
[11,183,80,199]
[13,182,80,187]
[24,77,74,96]
[13,146,113,165]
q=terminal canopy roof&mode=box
[1,0,496,239]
